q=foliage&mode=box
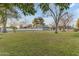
[0,4,17,32]
[39,3,70,33]
[10,25,17,32]
[55,3,70,10]
[32,17,45,28]
[39,3,49,13]
[15,3,36,15]
[0,3,36,33]
[73,28,79,32]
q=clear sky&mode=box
[69,3,79,26]
[7,3,79,27]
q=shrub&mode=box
[73,28,79,32]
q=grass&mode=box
[0,31,79,55]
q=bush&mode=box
[10,26,17,32]
[73,28,79,32]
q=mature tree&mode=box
[32,17,45,28]
[0,3,36,33]
[0,4,15,33]
[76,18,79,29]
[39,3,70,33]
[60,12,73,31]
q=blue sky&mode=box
[68,3,79,26]
[7,3,79,27]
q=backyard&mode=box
[0,31,79,55]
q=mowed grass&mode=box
[0,31,79,56]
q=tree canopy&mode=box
[39,3,70,33]
[32,17,45,28]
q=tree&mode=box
[32,17,45,28]
[76,18,79,29]
[0,4,14,33]
[60,12,73,32]
[0,4,19,33]
[39,3,70,33]
[0,3,36,33]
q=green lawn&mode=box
[0,31,79,56]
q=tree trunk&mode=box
[2,19,7,33]
[62,25,66,32]
[55,23,58,34]
[2,14,7,33]
[13,27,17,32]
[13,29,16,32]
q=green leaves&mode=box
[55,3,70,11]
[39,3,49,13]
[39,3,70,33]
[15,3,36,15]
[32,17,45,27]
[40,3,70,13]
[0,3,36,19]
